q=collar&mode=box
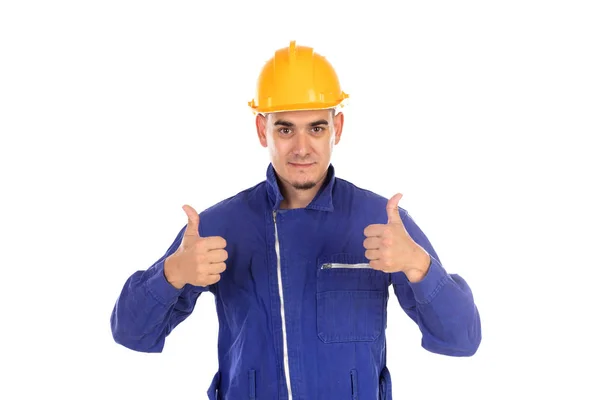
[266,163,336,212]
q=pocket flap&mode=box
[317,253,389,292]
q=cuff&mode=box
[145,259,184,306]
[409,256,450,305]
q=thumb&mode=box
[182,204,201,238]
[386,193,403,224]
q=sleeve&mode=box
[391,209,482,356]
[110,222,212,353]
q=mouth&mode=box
[288,162,315,168]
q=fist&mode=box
[164,204,228,289]
[363,193,430,280]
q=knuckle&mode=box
[196,253,207,264]
[195,270,205,282]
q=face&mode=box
[256,109,344,191]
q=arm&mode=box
[391,210,481,356]
[110,225,211,353]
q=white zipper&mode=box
[273,211,293,400]
[321,263,372,269]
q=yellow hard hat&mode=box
[248,41,349,113]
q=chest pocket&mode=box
[316,253,389,343]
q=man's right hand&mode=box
[164,204,228,289]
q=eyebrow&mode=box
[274,120,294,127]
[273,119,329,127]
[309,119,329,127]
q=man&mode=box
[111,40,481,400]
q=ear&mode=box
[256,114,268,148]
[333,111,344,145]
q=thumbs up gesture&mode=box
[164,205,228,289]
[363,193,431,281]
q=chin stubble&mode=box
[291,181,317,190]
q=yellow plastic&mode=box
[248,41,349,113]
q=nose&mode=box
[292,132,310,157]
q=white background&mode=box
[1,1,599,399]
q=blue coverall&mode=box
[111,164,481,399]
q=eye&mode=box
[312,126,324,133]
[279,128,292,135]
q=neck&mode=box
[278,175,327,210]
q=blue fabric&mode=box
[110,163,481,399]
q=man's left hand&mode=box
[363,193,431,282]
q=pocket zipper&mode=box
[321,263,372,270]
